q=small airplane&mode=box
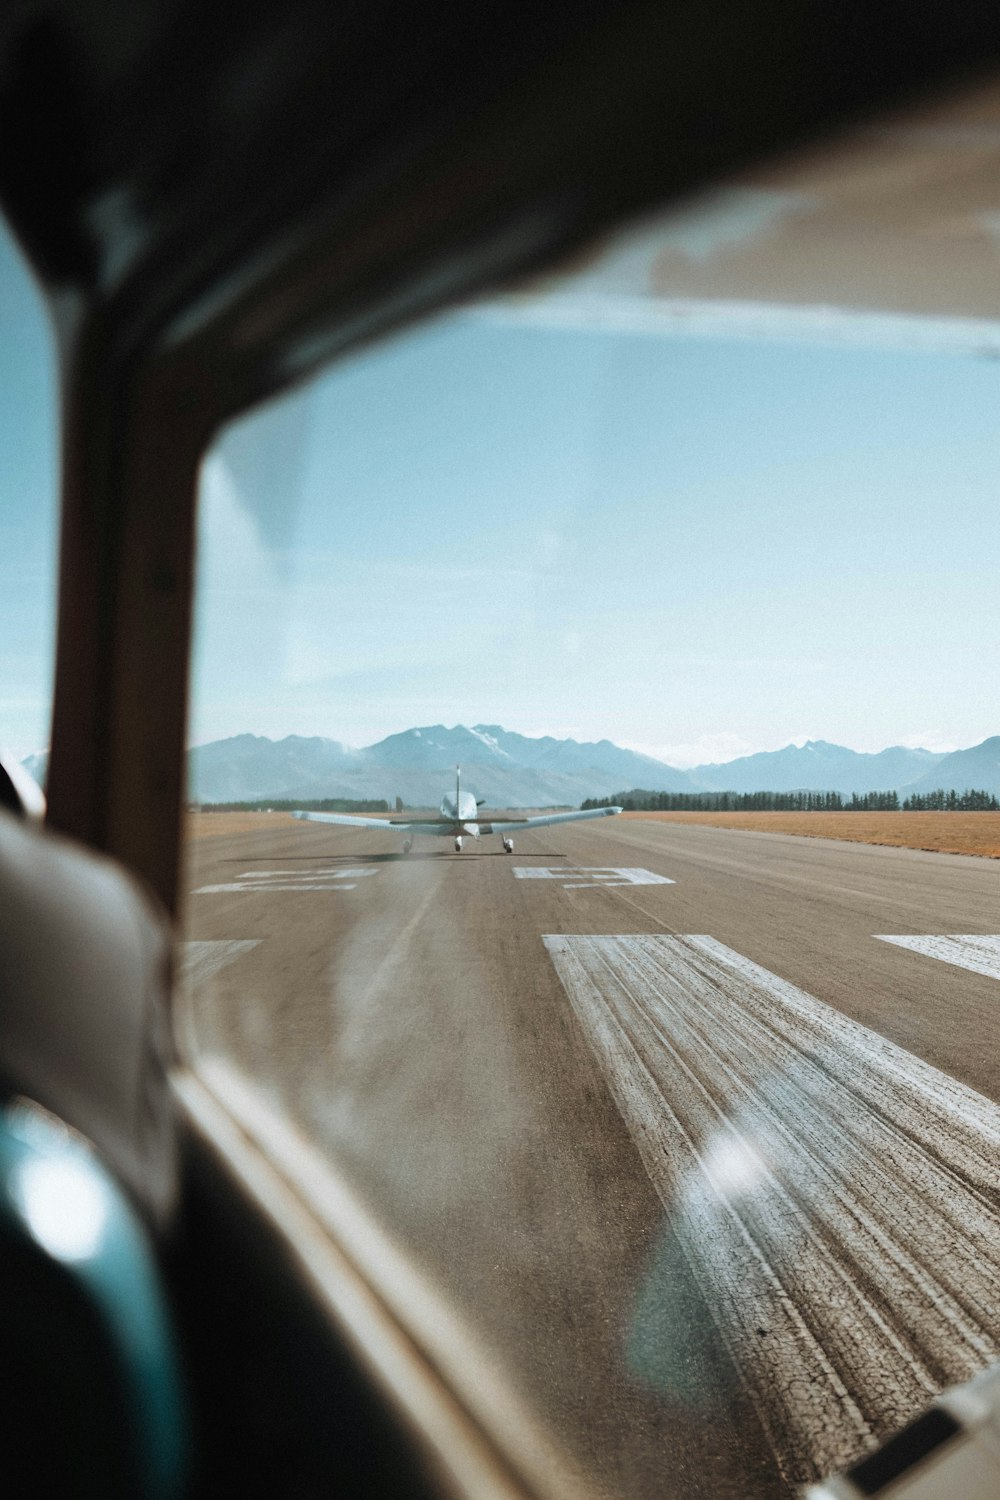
[292,766,622,853]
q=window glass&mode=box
[0,218,58,788]
[182,78,1000,1500]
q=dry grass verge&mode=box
[187,811,296,839]
[623,810,1000,859]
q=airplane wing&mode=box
[291,811,398,828]
[292,805,623,835]
[291,811,459,835]
[480,806,623,833]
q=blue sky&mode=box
[0,223,57,762]
[190,305,1000,764]
[2,207,999,768]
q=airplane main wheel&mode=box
[503,838,514,853]
[402,839,412,854]
[454,836,463,852]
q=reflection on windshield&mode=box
[183,74,1000,1500]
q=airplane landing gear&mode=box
[402,838,412,854]
[454,836,463,852]
[503,838,514,853]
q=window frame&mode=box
[10,5,999,1494]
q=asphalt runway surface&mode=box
[181,817,1000,1500]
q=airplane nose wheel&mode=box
[503,838,514,853]
[454,836,463,852]
[402,838,412,854]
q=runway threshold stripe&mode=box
[875,934,1000,982]
[238,867,378,879]
[179,939,261,986]
[543,934,1000,1487]
[193,883,359,893]
[193,867,378,895]
[513,867,674,887]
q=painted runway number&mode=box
[513,866,673,888]
[193,867,379,894]
[875,933,1000,982]
[544,932,1000,1487]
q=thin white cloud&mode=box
[473,294,1000,359]
[619,733,756,769]
[896,731,960,754]
[197,452,282,594]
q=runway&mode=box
[181,816,1000,1499]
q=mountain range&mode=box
[175,725,1000,805]
[22,726,1000,806]
[184,724,695,806]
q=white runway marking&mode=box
[239,868,378,879]
[179,940,261,986]
[194,883,362,893]
[875,933,1000,982]
[193,866,378,895]
[513,867,673,888]
[543,933,1000,1486]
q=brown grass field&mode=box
[188,808,1000,858]
[187,811,297,838]
[623,810,1000,858]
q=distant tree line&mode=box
[582,788,1000,812]
[190,796,390,813]
[901,788,1000,810]
[584,789,861,811]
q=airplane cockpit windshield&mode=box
[178,75,1000,1500]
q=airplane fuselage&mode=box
[439,787,481,837]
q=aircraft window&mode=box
[181,76,1000,1500]
[0,215,58,794]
